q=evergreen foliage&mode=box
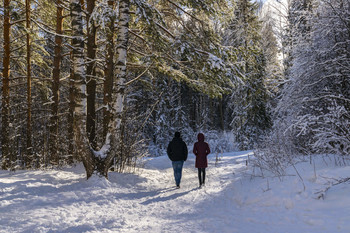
[0,0,276,174]
[223,0,272,150]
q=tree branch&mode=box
[164,0,206,25]
[125,61,154,85]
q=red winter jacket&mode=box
[193,133,210,168]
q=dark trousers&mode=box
[198,168,206,186]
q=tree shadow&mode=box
[141,187,198,205]
[108,172,147,189]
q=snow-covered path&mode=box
[1,151,350,232]
[112,151,251,233]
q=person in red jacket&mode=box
[193,133,210,188]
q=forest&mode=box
[0,0,349,179]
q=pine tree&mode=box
[49,0,64,164]
[86,0,97,149]
[2,0,12,169]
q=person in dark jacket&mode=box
[167,132,188,188]
[193,133,210,188]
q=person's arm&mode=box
[167,142,172,158]
[193,143,198,156]
[183,143,188,161]
[206,143,210,155]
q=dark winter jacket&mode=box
[193,133,210,168]
[167,136,188,162]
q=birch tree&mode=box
[69,0,130,178]
[70,0,94,176]
[97,0,131,177]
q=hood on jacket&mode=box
[197,133,205,142]
[174,131,181,138]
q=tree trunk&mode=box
[69,0,130,179]
[26,0,33,166]
[107,0,130,173]
[2,0,12,169]
[49,0,64,165]
[103,0,115,141]
[86,0,97,149]
[68,51,75,162]
[70,0,94,178]
[96,0,130,178]
[219,98,224,130]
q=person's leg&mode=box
[177,160,184,186]
[198,168,202,186]
[172,161,179,186]
[202,168,206,185]
[172,161,184,187]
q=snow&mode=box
[207,53,225,70]
[93,134,111,159]
[1,151,350,232]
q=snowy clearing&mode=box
[1,151,350,232]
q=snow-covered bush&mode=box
[256,0,350,174]
[254,122,297,176]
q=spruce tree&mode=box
[224,0,271,150]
